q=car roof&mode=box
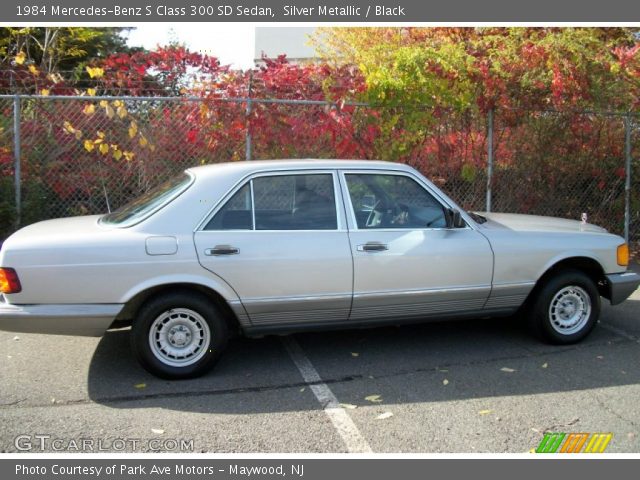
[186,159,414,180]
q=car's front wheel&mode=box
[527,269,600,344]
[131,291,229,379]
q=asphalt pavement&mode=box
[1,271,639,453]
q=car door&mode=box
[339,170,494,322]
[194,170,353,329]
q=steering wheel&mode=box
[366,200,408,228]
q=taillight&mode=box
[0,268,21,294]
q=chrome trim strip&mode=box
[353,285,490,299]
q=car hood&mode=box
[475,212,608,234]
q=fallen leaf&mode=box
[376,412,394,420]
[442,379,449,385]
[299,387,305,392]
[596,355,604,360]
[438,369,448,373]
[12,336,19,341]
[6,355,12,359]
[351,352,359,357]
[134,383,146,389]
[151,429,164,435]
[340,403,358,410]
[500,367,516,373]
[365,394,383,403]
[50,398,56,404]
[541,363,548,369]
[479,409,493,415]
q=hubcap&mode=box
[148,308,211,367]
[548,285,592,335]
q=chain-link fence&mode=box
[0,94,638,253]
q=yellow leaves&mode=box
[40,89,50,96]
[139,135,148,147]
[123,151,135,161]
[86,66,104,78]
[104,103,115,119]
[86,88,97,96]
[500,367,516,373]
[99,143,109,155]
[376,412,394,420]
[442,379,449,386]
[134,383,146,389]
[351,352,359,357]
[478,409,493,415]
[63,121,82,140]
[364,394,383,403]
[83,104,95,116]
[111,144,122,160]
[28,65,38,75]
[14,51,26,65]
[117,106,127,119]
[83,140,94,152]
[128,121,138,138]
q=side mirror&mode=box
[445,208,465,229]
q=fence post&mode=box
[624,115,632,245]
[13,94,21,228]
[486,108,494,212]
[245,72,253,161]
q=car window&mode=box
[345,173,447,229]
[205,183,253,230]
[100,172,192,227]
[205,173,337,231]
[253,174,337,230]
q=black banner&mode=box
[3,0,640,22]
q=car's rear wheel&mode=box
[527,269,600,344]
[131,292,228,379]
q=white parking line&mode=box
[281,336,373,453]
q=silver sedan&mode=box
[1,160,638,378]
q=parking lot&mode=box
[1,273,639,453]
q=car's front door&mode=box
[194,170,353,329]
[340,170,494,322]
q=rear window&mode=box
[99,172,193,227]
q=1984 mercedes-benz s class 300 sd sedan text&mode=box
[1,160,639,378]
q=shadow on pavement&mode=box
[86,296,640,413]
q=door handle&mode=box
[205,245,240,256]
[357,242,388,252]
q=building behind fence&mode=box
[0,94,638,249]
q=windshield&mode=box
[99,172,193,227]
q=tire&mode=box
[130,291,229,379]
[526,269,600,344]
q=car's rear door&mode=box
[339,169,494,322]
[194,170,353,329]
